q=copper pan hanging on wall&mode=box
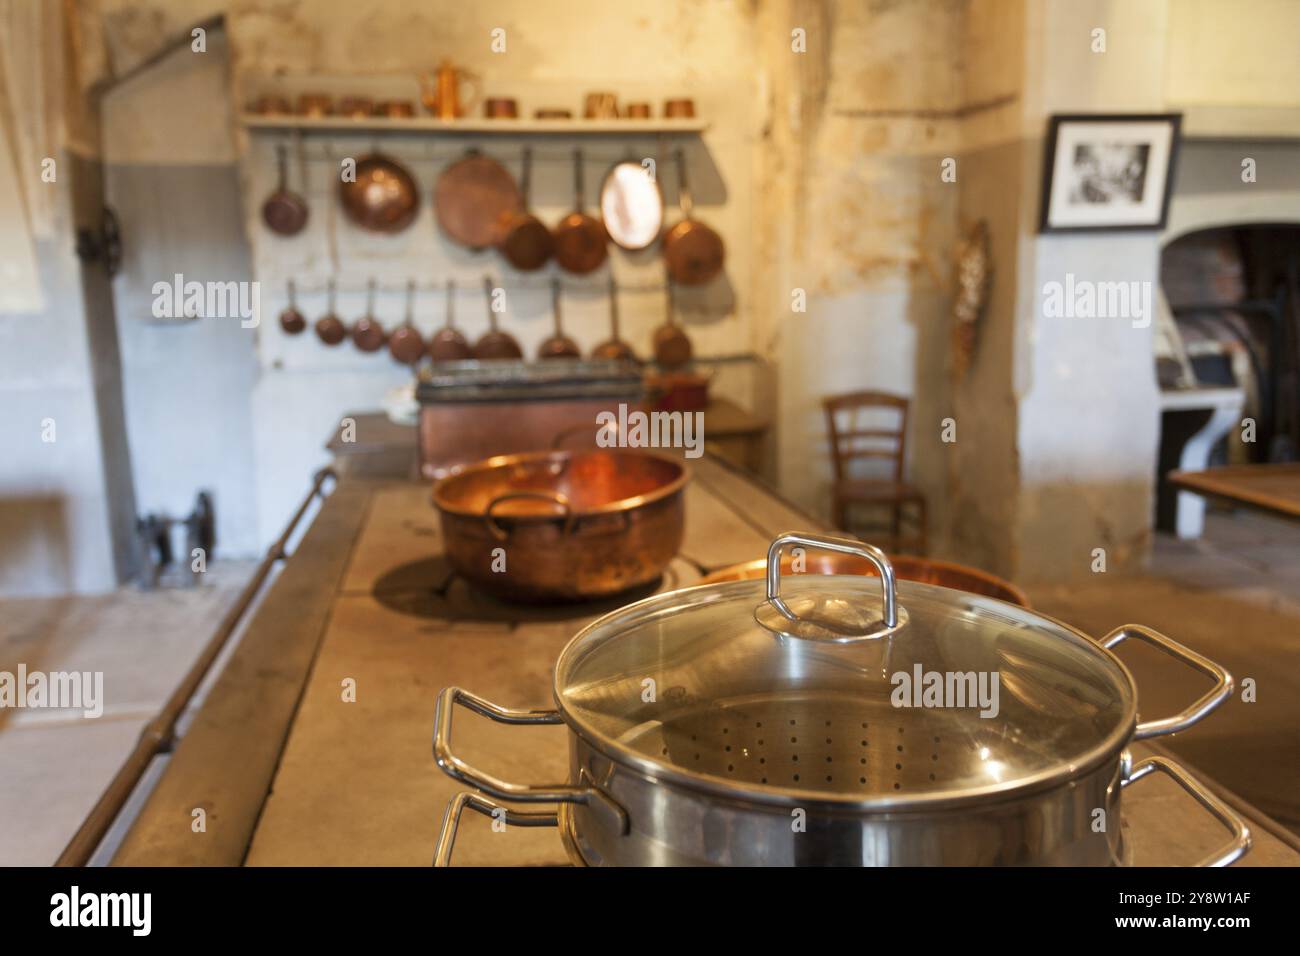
[553,148,608,275]
[662,148,724,285]
[434,150,522,250]
[338,153,420,233]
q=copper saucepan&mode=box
[432,449,689,603]
[339,154,420,233]
[473,276,523,359]
[352,278,386,352]
[278,278,306,334]
[497,147,553,271]
[262,143,309,236]
[591,274,637,362]
[553,148,608,275]
[662,148,724,285]
[698,552,1030,607]
[538,277,581,359]
[315,278,348,346]
[388,279,426,364]
[429,279,472,362]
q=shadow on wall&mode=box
[0,497,71,597]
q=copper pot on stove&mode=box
[432,449,688,603]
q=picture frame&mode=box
[1039,113,1182,233]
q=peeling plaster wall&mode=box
[763,0,964,523]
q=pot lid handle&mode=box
[755,532,908,642]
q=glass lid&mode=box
[554,533,1136,806]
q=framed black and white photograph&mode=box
[1039,113,1181,233]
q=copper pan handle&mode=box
[1101,625,1232,739]
[483,490,573,540]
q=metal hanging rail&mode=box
[55,468,337,867]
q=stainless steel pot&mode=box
[434,532,1250,866]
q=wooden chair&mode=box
[822,390,927,554]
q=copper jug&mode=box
[420,61,481,119]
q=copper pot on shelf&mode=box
[338,96,375,118]
[431,449,688,603]
[484,98,519,119]
[663,98,696,118]
[297,93,333,117]
[420,60,481,119]
[583,92,620,119]
[377,99,416,119]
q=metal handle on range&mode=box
[433,687,628,833]
[1101,625,1233,739]
[755,531,906,642]
[1122,755,1251,866]
[434,791,559,867]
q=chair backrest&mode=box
[822,390,909,483]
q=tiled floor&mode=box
[1032,509,1300,836]
[0,561,256,865]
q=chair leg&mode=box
[915,498,928,556]
[890,503,902,553]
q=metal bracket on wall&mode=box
[75,206,123,278]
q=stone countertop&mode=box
[112,457,1300,867]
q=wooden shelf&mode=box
[241,114,707,136]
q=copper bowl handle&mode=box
[484,491,574,540]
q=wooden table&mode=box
[109,454,1300,867]
[1170,463,1300,522]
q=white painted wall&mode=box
[102,29,261,557]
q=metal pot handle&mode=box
[483,491,574,540]
[434,791,559,867]
[756,531,906,641]
[1122,755,1251,866]
[433,687,628,833]
[1101,625,1233,739]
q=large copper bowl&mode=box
[699,552,1029,607]
[433,450,688,603]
